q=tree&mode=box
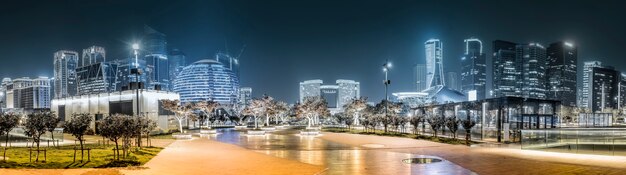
[373,100,402,133]
[260,95,277,126]
[161,99,189,133]
[426,114,444,137]
[99,114,125,160]
[274,101,289,125]
[44,114,61,147]
[24,112,56,161]
[445,117,460,139]
[409,109,426,135]
[195,101,220,127]
[295,96,329,127]
[344,97,368,126]
[65,113,92,162]
[138,117,157,147]
[461,119,477,145]
[0,113,20,161]
[249,98,266,129]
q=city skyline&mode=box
[2,0,626,103]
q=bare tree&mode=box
[445,117,460,139]
[195,101,220,127]
[65,113,92,162]
[140,118,157,147]
[295,96,329,127]
[161,99,189,133]
[0,113,20,160]
[24,112,56,161]
[374,100,402,133]
[249,98,266,129]
[44,114,61,147]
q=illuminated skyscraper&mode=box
[492,40,520,98]
[580,61,602,109]
[425,39,444,88]
[460,38,486,100]
[547,41,577,107]
[299,80,323,103]
[414,64,427,91]
[53,50,79,98]
[518,43,548,99]
[81,46,106,67]
[144,25,169,90]
[446,71,460,91]
[239,87,252,106]
[168,48,186,87]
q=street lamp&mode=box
[383,60,392,119]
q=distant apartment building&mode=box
[53,50,79,98]
[299,79,360,111]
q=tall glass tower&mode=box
[425,39,444,88]
[53,50,79,98]
[168,48,186,88]
[143,25,169,90]
[547,41,577,107]
[518,43,548,99]
[461,38,486,100]
[492,40,520,98]
[81,46,106,67]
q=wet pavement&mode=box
[206,128,477,175]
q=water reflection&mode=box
[212,128,475,175]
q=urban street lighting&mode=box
[383,60,391,119]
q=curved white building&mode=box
[173,59,239,104]
[425,39,444,88]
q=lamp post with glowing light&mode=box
[383,60,391,118]
[131,43,141,116]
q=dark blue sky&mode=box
[1,0,626,103]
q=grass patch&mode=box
[0,144,163,169]
[323,127,478,145]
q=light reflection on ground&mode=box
[211,128,477,175]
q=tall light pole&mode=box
[383,60,392,118]
[131,43,143,147]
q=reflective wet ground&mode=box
[207,128,477,175]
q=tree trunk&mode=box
[115,140,119,160]
[80,139,84,162]
[50,132,55,147]
[178,119,184,133]
[36,140,40,161]
[254,116,259,129]
[265,114,269,126]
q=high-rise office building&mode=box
[336,79,360,108]
[144,25,169,90]
[461,38,486,100]
[446,72,460,91]
[53,50,79,98]
[81,46,106,67]
[299,80,323,103]
[76,62,118,95]
[589,66,619,112]
[492,40,520,98]
[215,52,240,77]
[299,79,360,111]
[414,64,427,91]
[425,39,445,88]
[547,42,578,107]
[114,58,148,91]
[239,87,252,106]
[10,77,51,110]
[580,61,602,109]
[518,43,548,99]
[0,78,11,108]
[168,48,186,87]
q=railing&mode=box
[521,128,626,156]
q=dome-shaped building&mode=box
[173,59,239,104]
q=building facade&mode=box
[518,43,548,99]
[299,79,360,111]
[144,25,170,91]
[580,61,602,109]
[76,62,118,95]
[589,66,619,112]
[168,48,186,88]
[492,40,520,98]
[51,90,179,130]
[425,39,445,88]
[446,71,460,91]
[8,77,51,110]
[547,42,578,107]
[81,46,106,67]
[414,64,427,91]
[460,38,486,100]
[239,87,252,106]
[53,50,79,98]
[173,59,240,105]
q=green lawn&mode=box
[323,127,478,145]
[0,144,163,169]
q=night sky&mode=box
[1,0,626,103]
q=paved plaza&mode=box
[2,128,626,175]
